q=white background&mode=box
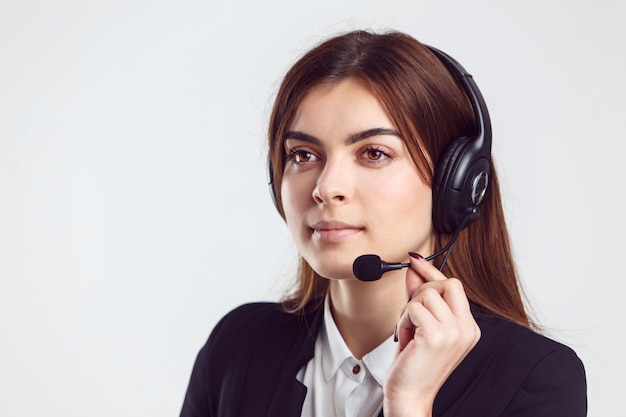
[1,0,624,416]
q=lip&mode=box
[309,220,363,243]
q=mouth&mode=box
[309,220,363,243]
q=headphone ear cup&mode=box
[432,136,471,234]
[267,158,279,212]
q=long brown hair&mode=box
[268,30,531,328]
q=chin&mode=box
[307,260,355,281]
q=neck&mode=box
[328,269,406,359]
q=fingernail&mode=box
[408,252,423,260]
[393,324,398,342]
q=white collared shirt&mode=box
[297,296,397,417]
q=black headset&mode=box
[268,45,492,236]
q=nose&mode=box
[312,158,352,206]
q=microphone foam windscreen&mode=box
[352,254,383,281]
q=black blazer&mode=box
[180,302,586,417]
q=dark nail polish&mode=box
[408,252,423,260]
[393,324,398,342]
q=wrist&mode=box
[383,396,433,417]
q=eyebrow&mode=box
[283,128,402,146]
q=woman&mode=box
[180,30,587,417]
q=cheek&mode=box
[401,183,432,216]
[373,178,433,234]
[280,176,311,223]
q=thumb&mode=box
[405,252,426,301]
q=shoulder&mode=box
[209,301,321,340]
[211,302,292,335]
[453,307,587,416]
[203,302,302,356]
[180,302,321,416]
[475,307,584,374]
[200,301,321,368]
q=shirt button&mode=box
[352,364,361,374]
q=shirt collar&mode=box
[320,295,397,386]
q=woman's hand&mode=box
[383,253,481,417]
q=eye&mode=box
[294,150,313,163]
[285,149,319,165]
[366,148,385,161]
[359,145,393,165]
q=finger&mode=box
[408,252,448,282]
[405,252,446,302]
[413,278,472,318]
[407,253,471,315]
[412,285,456,323]
[399,283,480,351]
[396,300,437,349]
[405,263,425,303]
[398,287,459,346]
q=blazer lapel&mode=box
[267,371,309,417]
[238,305,323,417]
[267,307,324,416]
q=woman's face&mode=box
[281,78,434,280]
